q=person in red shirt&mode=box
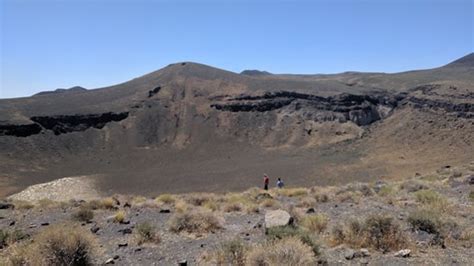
[263,174,270,190]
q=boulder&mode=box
[467,175,474,185]
[264,209,293,228]
[394,249,411,257]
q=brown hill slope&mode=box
[0,56,473,197]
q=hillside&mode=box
[0,55,473,197]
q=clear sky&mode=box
[1,0,472,99]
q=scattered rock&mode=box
[0,202,14,209]
[9,220,15,226]
[159,209,171,213]
[113,255,119,260]
[28,223,36,228]
[394,249,411,257]
[105,258,115,264]
[264,209,293,228]
[134,248,142,252]
[345,249,356,260]
[117,243,128,248]
[306,207,315,213]
[91,225,100,234]
[40,222,49,226]
[467,175,474,185]
[118,228,133,235]
[124,202,132,208]
[178,259,187,266]
[359,248,370,257]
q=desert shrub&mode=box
[414,189,449,211]
[314,193,329,203]
[400,180,428,192]
[114,211,126,223]
[336,191,361,203]
[278,188,308,197]
[266,225,320,256]
[259,198,279,209]
[245,204,259,214]
[469,190,474,202]
[174,199,189,213]
[0,229,9,249]
[364,215,405,251]
[72,207,94,222]
[185,193,213,206]
[203,201,219,211]
[84,200,102,210]
[7,224,97,265]
[331,215,406,251]
[0,229,28,249]
[214,238,247,266]
[377,185,396,197]
[301,214,329,233]
[246,237,315,266]
[296,197,317,208]
[169,211,222,235]
[13,200,34,210]
[101,197,117,209]
[155,194,175,204]
[407,210,441,235]
[223,202,243,213]
[135,222,160,245]
[37,199,59,209]
[414,189,441,204]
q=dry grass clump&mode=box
[114,210,126,223]
[246,237,316,266]
[12,200,34,210]
[185,193,214,207]
[7,223,97,265]
[335,191,361,203]
[414,189,450,212]
[203,201,219,211]
[37,199,60,209]
[174,199,190,213]
[277,188,308,197]
[0,229,28,249]
[213,238,247,266]
[265,225,320,256]
[72,207,94,222]
[376,184,397,197]
[468,190,474,202]
[331,215,406,252]
[101,197,117,209]
[85,197,118,210]
[245,203,260,214]
[314,193,330,203]
[301,214,329,234]
[223,202,243,213]
[135,222,160,245]
[296,197,317,208]
[407,210,442,235]
[169,211,222,235]
[155,193,176,205]
[259,198,279,209]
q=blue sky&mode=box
[1,0,472,99]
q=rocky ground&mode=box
[0,162,473,265]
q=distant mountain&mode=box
[240,69,272,76]
[34,86,87,96]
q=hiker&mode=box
[263,174,270,190]
[277,178,284,188]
